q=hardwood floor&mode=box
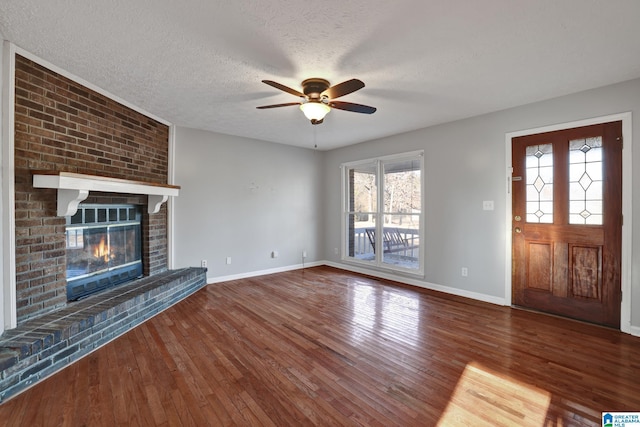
[1,266,639,426]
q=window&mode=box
[343,151,423,274]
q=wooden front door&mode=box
[512,121,622,328]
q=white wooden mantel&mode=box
[32,171,181,216]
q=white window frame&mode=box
[341,150,424,276]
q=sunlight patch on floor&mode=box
[437,362,552,427]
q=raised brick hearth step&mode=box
[0,267,207,403]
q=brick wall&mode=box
[14,54,170,323]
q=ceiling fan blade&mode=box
[322,79,365,99]
[262,80,305,97]
[256,102,300,109]
[329,101,376,114]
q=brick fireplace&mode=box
[14,54,171,323]
[0,50,209,404]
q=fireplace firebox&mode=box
[65,204,143,300]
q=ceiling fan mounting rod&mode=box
[301,78,330,99]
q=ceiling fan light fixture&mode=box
[300,101,330,122]
[257,78,375,123]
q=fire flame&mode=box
[93,236,110,262]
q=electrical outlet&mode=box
[334,247,339,255]
[201,259,207,268]
[461,267,468,277]
[302,250,307,258]
[226,257,231,265]
[482,200,494,211]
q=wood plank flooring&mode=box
[1,266,639,426]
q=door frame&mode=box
[505,112,633,334]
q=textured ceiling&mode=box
[1,0,640,150]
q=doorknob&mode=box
[514,215,521,222]
[514,226,522,234]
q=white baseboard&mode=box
[207,261,324,284]
[323,261,507,306]
[208,260,505,306]
[207,261,640,337]
[627,325,640,337]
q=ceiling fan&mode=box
[257,78,376,125]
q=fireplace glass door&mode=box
[66,204,143,300]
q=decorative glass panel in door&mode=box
[525,143,553,223]
[569,137,603,225]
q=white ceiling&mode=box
[1,1,640,150]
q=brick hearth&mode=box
[0,268,207,402]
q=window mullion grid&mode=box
[375,160,384,265]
